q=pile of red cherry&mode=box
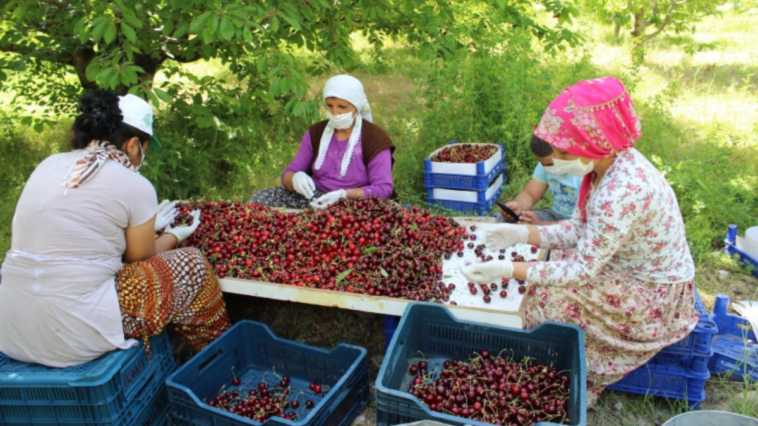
[431,144,499,163]
[407,351,571,425]
[175,197,469,302]
[206,371,326,422]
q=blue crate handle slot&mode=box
[196,349,224,374]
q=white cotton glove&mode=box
[292,172,316,199]
[484,223,530,250]
[154,200,178,232]
[310,189,347,210]
[165,210,201,243]
[459,259,514,285]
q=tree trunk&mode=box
[630,8,647,38]
[630,9,647,64]
[71,48,98,92]
[614,21,622,41]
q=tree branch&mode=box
[39,0,69,8]
[0,42,32,55]
[0,41,74,65]
[645,1,676,40]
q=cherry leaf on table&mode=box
[336,268,354,284]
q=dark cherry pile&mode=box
[431,144,498,163]
[408,351,571,425]
[170,211,193,227]
[175,197,468,301]
[206,371,326,422]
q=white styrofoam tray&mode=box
[429,173,503,203]
[428,143,502,176]
[441,222,540,312]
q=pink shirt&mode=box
[282,131,394,199]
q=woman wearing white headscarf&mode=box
[249,75,396,209]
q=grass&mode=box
[1,5,758,426]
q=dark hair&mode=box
[70,90,150,150]
[530,135,553,158]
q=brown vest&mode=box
[307,119,397,199]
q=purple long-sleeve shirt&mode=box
[282,131,394,199]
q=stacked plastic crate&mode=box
[725,224,758,278]
[708,294,758,383]
[607,287,717,408]
[424,142,506,216]
[0,331,176,426]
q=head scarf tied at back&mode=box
[313,75,373,177]
[533,77,642,222]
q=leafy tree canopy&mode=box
[1,0,580,128]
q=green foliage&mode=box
[389,38,597,200]
[579,0,727,59]
[0,0,581,132]
[634,83,758,261]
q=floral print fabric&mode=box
[527,149,695,285]
[523,148,699,406]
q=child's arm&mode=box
[519,210,558,226]
[507,178,548,214]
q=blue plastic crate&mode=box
[708,294,758,383]
[375,303,587,426]
[165,320,369,426]
[658,287,717,359]
[140,385,172,426]
[424,142,507,191]
[0,352,174,425]
[0,332,175,424]
[725,224,758,278]
[607,352,708,409]
[427,183,504,216]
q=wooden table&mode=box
[219,216,544,331]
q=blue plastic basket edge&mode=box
[375,302,587,426]
[166,319,368,426]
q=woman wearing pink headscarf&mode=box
[461,77,699,405]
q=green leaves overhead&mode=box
[0,0,580,131]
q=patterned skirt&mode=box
[116,247,230,353]
[524,273,699,407]
[248,187,324,209]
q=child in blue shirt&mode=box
[499,136,582,225]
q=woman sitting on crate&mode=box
[0,90,231,368]
[249,74,396,210]
[460,77,700,406]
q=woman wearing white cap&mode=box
[249,75,396,209]
[0,90,230,367]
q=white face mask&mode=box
[552,158,595,176]
[133,142,146,172]
[543,165,567,176]
[327,110,356,130]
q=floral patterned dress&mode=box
[524,148,699,406]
